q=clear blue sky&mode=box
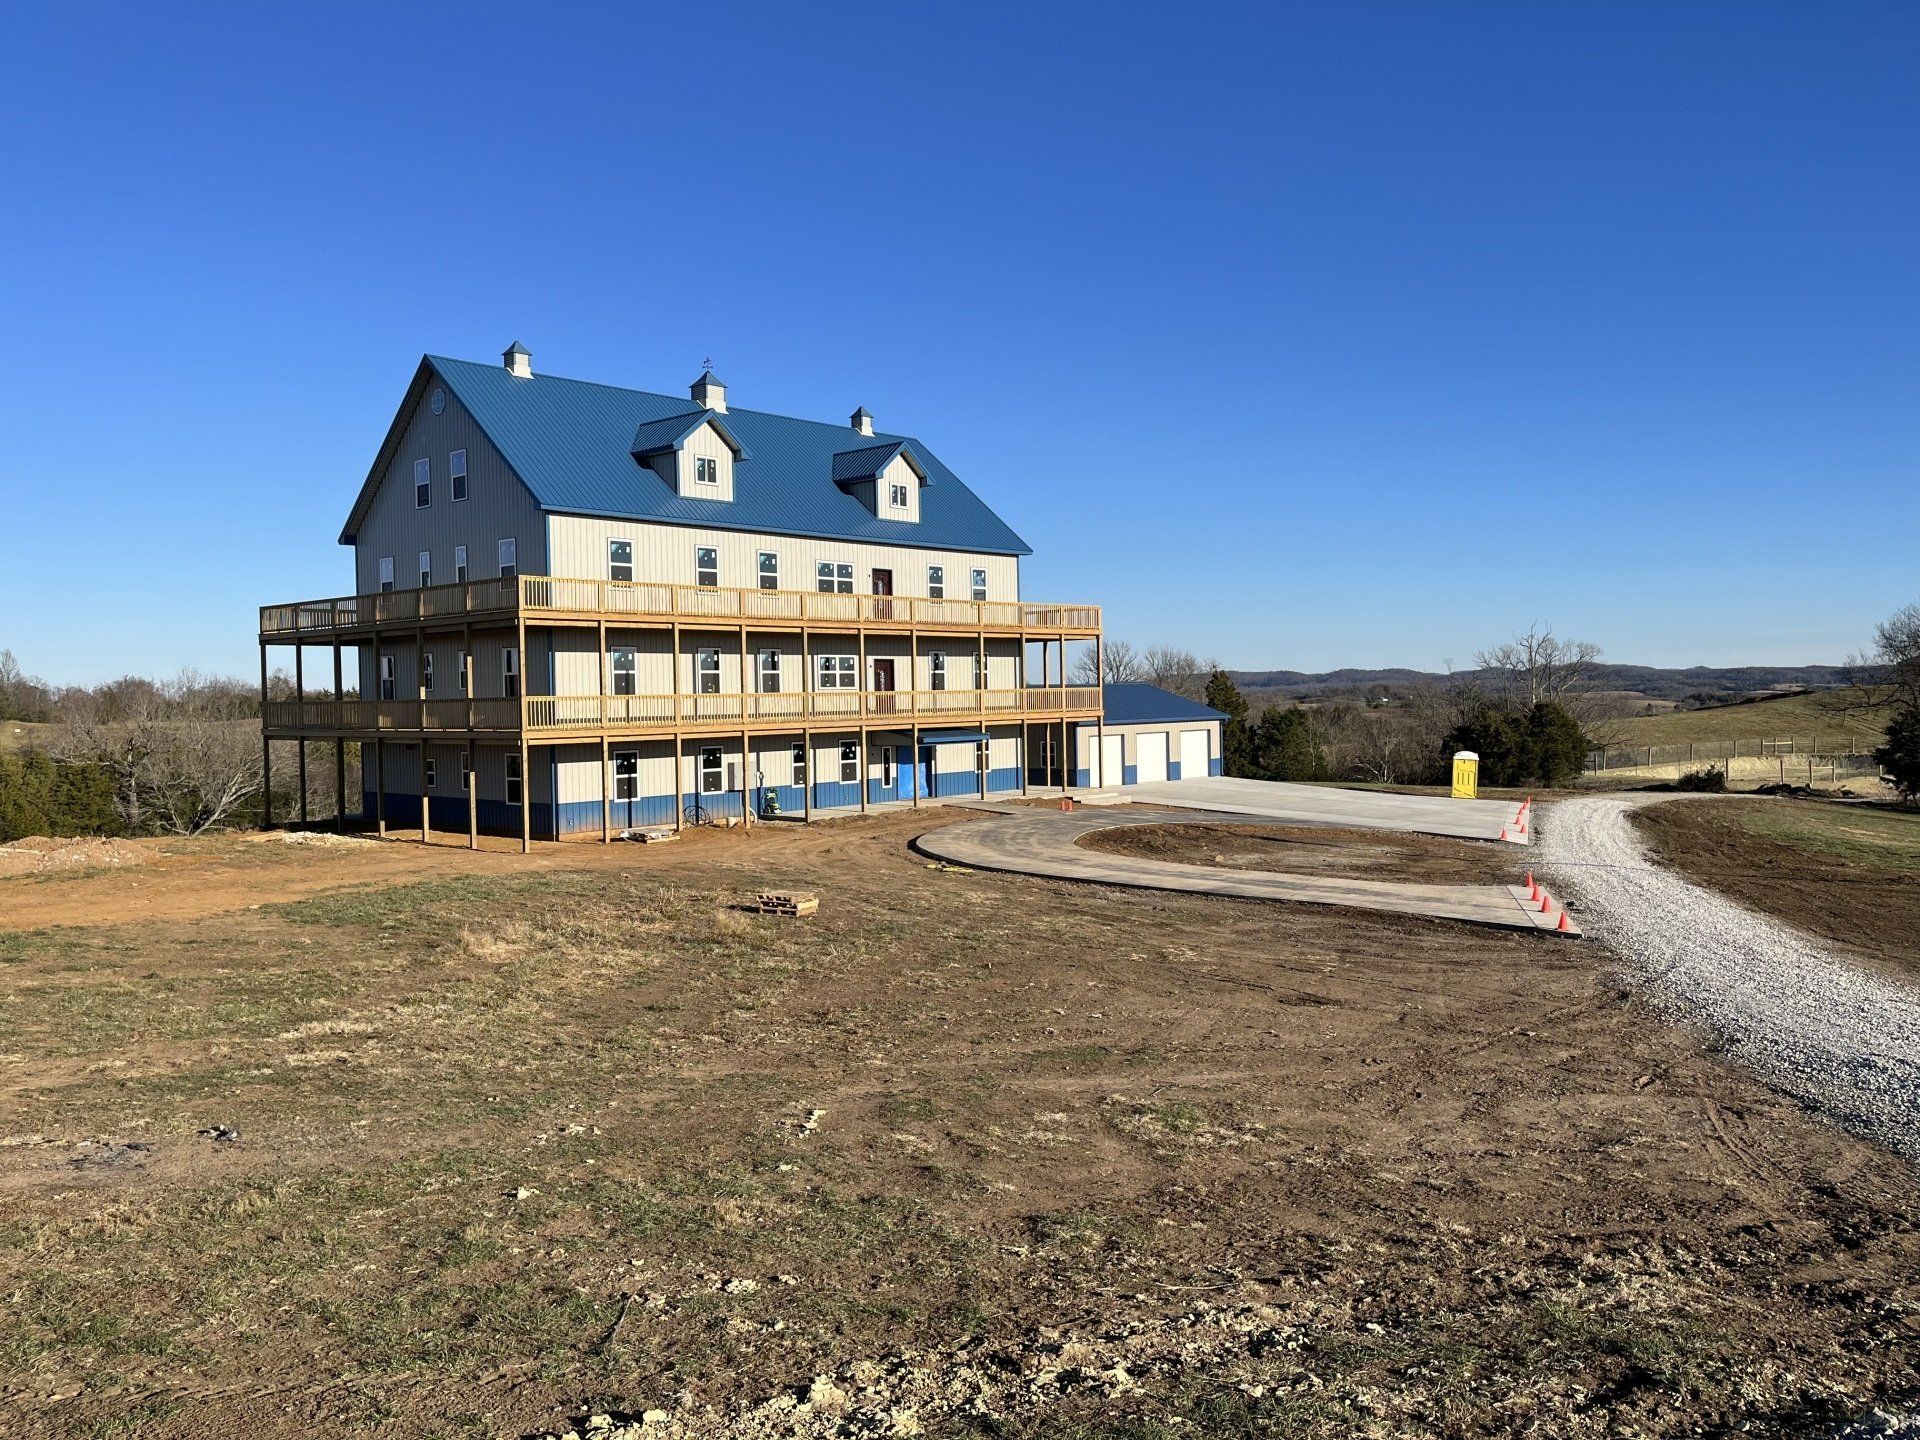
[3,2,1915,686]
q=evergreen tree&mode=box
[1252,705,1324,781]
[1204,669,1255,777]
[1878,708,1920,803]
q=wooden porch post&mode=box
[518,738,531,854]
[467,739,478,850]
[601,736,612,843]
[674,733,685,833]
[740,727,752,829]
[259,640,273,830]
[911,721,921,808]
[294,646,308,825]
[374,738,386,838]
[858,728,868,815]
[1093,631,1105,788]
[332,640,346,829]
[801,728,812,822]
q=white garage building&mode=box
[1074,682,1226,788]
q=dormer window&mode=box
[889,482,908,509]
[695,457,719,486]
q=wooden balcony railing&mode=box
[261,576,1100,638]
[261,687,1103,737]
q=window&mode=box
[814,561,854,594]
[424,756,438,790]
[459,752,471,793]
[699,745,724,793]
[971,652,984,689]
[758,551,779,591]
[815,655,856,689]
[378,556,395,594]
[758,649,781,693]
[695,648,720,694]
[414,457,431,508]
[498,538,517,579]
[505,753,522,805]
[610,647,636,695]
[614,750,639,801]
[450,449,468,502]
[695,547,718,587]
[609,539,633,583]
[882,745,896,788]
[695,456,719,486]
[454,545,468,583]
[419,550,432,588]
[379,654,395,701]
[928,565,944,600]
[839,741,859,784]
[971,568,988,602]
[791,741,807,782]
[422,651,435,693]
[457,650,469,695]
[889,481,908,508]
[503,647,519,698]
[930,652,947,691]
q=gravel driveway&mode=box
[1541,794,1920,1162]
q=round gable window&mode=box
[430,387,446,415]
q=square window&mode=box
[699,745,724,793]
[694,456,719,486]
[614,751,639,802]
[424,756,437,789]
[611,647,636,696]
[696,546,718,587]
[450,449,468,502]
[505,753,522,804]
[889,482,908,508]
[971,568,988,602]
[835,563,854,594]
[378,556,395,594]
[816,655,855,689]
[758,551,778,590]
[696,648,720,694]
[839,741,858,784]
[928,565,944,600]
[414,457,431,508]
[609,539,634,583]
[454,544,468,583]
[499,537,517,580]
[816,561,835,594]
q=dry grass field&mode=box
[2,813,1916,1438]
[1605,690,1891,751]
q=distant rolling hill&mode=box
[1230,663,1854,709]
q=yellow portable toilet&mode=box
[1451,750,1479,800]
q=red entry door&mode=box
[871,568,894,620]
[871,657,896,714]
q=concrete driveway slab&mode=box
[1118,777,1531,843]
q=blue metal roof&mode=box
[829,440,926,485]
[341,356,1031,555]
[1097,683,1228,726]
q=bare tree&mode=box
[1475,626,1605,717]
[51,670,264,835]
[1070,639,1146,685]
[0,649,54,722]
[1139,645,1216,701]
[1846,602,1920,714]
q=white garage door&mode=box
[1179,729,1210,779]
[1099,734,1124,788]
[1135,731,1169,785]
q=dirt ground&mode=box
[1076,822,1527,886]
[1633,797,1920,978]
[1,808,1916,1438]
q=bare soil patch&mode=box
[0,835,148,879]
[1078,820,1525,885]
[0,808,1914,1438]
[1633,798,1920,979]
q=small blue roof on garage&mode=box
[342,356,1032,556]
[1099,683,1228,725]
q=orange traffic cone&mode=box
[1556,910,1573,933]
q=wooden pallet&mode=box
[756,891,819,918]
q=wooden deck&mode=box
[260,576,1101,640]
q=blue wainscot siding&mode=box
[986,765,1021,793]
[1073,767,1091,788]
[1209,758,1224,777]
[1168,760,1182,780]
[1122,765,1138,786]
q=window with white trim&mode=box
[498,537,517,579]
[695,648,720,694]
[611,647,636,696]
[450,449,468,502]
[758,551,778,591]
[889,481,908,508]
[790,741,806,782]
[414,457,431,508]
[839,741,858,783]
[758,649,781,693]
[454,544,468,583]
[457,650,469,695]
[614,750,639,801]
[424,756,437,789]
[422,651,435,692]
[927,564,944,600]
[459,752,471,793]
[970,568,988,602]
[929,652,947,691]
[699,745,724,793]
[882,745,896,788]
[505,752,522,804]
[815,655,856,689]
[378,556,395,594]
[971,652,983,689]
[696,546,718,587]
[503,647,519,698]
[418,550,432,588]
[695,456,719,486]
[816,561,853,594]
[609,539,634,583]
[379,654,395,701]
